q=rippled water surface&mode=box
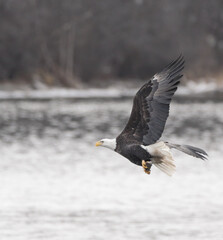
[0,99,222,240]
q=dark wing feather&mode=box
[119,55,184,145]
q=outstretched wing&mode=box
[119,55,184,145]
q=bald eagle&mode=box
[96,55,208,176]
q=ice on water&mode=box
[0,99,222,240]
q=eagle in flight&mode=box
[96,55,208,176]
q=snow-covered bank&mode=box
[0,88,136,100]
[0,81,222,100]
[177,81,222,95]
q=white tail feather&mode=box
[142,141,176,176]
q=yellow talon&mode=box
[142,160,147,168]
[144,169,151,174]
[142,160,152,175]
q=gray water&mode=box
[0,99,222,240]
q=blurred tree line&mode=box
[0,0,223,87]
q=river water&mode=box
[0,98,222,240]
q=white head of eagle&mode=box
[96,138,116,150]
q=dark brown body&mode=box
[115,134,151,166]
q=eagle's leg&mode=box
[142,160,152,174]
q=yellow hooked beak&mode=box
[95,141,102,147]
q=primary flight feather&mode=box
[96,55,208,176]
